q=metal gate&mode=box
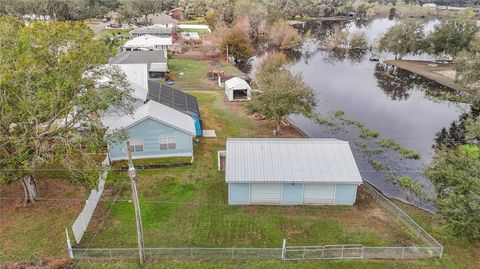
[284,244,364,260]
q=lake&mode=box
[248,18,471,211]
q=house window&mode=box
[160,137,176,150]
[127,138,143,152]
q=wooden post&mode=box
[126,141,145,264]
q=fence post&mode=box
[65,228,74,259]
[281,238,287,260]
[361,246,364,259]
[401,247,405,259]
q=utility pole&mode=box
[126,141,145,264]
[226,45,229,62]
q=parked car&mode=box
[109,23,122,28]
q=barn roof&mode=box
[225,138,363,184]
[147,81,200,118]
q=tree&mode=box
[0,18,134,204]
[266,20,302,49]
[378,20,425,60]
[233,0,268,39]
[426,18,479,57]
[424,142,480,240]
[349,31,368,50]
[120,0,162,25]
[246,53,316,133]
[454,35,480,90]
[221,27,253,61]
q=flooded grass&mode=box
[379,138,421,160]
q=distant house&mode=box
[110,51,168,80]
[131,26,173,38]
[224,77,251,101]
[102,100,196,161]
[142,13,178,28]
[123,34,172,51]
[181,32,200,41]
[221,138,363,205]
[147,81,203,136]
[169,8,182,20]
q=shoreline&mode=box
[287,118,436,214]
[384,60,469,93]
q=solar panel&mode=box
[147,80,201,119]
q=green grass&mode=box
[95,29,131,39]
[111,157,192,170]
[179,18,207,25]
[168,59,243,91]
[397,176,425,196]
[379,138,421,160]
[360,128,379,139]
[179,28,211,37]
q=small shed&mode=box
[224,77,251,101]
[223,138,363,205]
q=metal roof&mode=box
[147,81,200,118]
[124,35,172,49]
[109,51,167,72]
[101,100,195,136]
[225,138,363,184]
[131,26,173,35]
[111,64,149,101]
[225,77,251,90]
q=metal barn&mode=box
[223,138,363,205]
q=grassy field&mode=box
[82,92,421,249]
[168,59,244,91]
[75,92,480,268]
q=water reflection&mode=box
[239,18,470,211]
[434,106,480,150]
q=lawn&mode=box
[81,92,421,250]
[95,28,131,39]
[168,59,244,91]
[74,92,480,268]
[179,28,211,38]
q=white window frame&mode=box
[126,138,144,152]
[159,136,176,150]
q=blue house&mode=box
[221,138,363,205]
[102,100,196,161]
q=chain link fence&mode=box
[68,181,443,261]
[71,247,282,260]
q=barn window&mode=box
[160,137,176,150]
[127,138,143,152]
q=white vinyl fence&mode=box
[71,157,110,244]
